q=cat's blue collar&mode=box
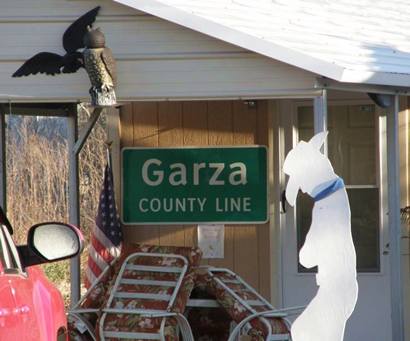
[312,177,345,202]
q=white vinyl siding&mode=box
[0,0,317,102]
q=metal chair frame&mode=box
[68,257,303,340]
[68,258,119,340]
[99,252,194,341]
[207,267,293,341]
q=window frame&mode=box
[1,225,25,275]
[0,226,10,270]
[292,99,385,275]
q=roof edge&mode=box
[114,0,345,81]
[341,69,410,88]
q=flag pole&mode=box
[84,139,122,289]
[105,140,113,169]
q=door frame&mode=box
[275,97,390,306]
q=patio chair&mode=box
[68,259,119,341]
[68,244,202,341]
[98,252,195,340]
[206,267,292,341]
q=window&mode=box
[0,228,7,269]
[1,225,23,272]
[296,104,380,273]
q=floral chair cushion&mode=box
[81,244,202,310]
[99,270,196,341]
[203,270,289,340]
[121,244,203,268]
[68,244,201,341]
[102,315,178,341]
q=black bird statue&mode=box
[83,27,117,106]
[12,6,100,77]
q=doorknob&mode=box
[281,190,287,213]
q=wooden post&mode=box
[387,95,404,341]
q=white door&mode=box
[280,101,392,341]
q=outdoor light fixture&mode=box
[244,100,257,108]
[367,93,393,108]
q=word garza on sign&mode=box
[121,147,268,224]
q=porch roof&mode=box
[114,0,410,88]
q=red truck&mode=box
[0,208,83,340]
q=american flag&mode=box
[84,162,122,288]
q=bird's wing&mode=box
[101,47,117,86]
[62,52,84,74]
[63,6,100,53]
[12,52,64,77]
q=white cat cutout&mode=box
[283,132,358,341]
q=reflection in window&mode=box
[297,188,380,273]
[296,104,380,273]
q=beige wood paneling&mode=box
[120,103,133,147]
[119,100,271,297]
[123,102,160,245]
[158,102,185,247]
[232,101,259,290]
[182,101,209,249]
[208,101,235,270]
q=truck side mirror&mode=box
[19,223,84,267]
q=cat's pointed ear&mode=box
[309,131,328,150]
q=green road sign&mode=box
[121,146,268,224]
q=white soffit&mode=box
[114,0,410,87]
